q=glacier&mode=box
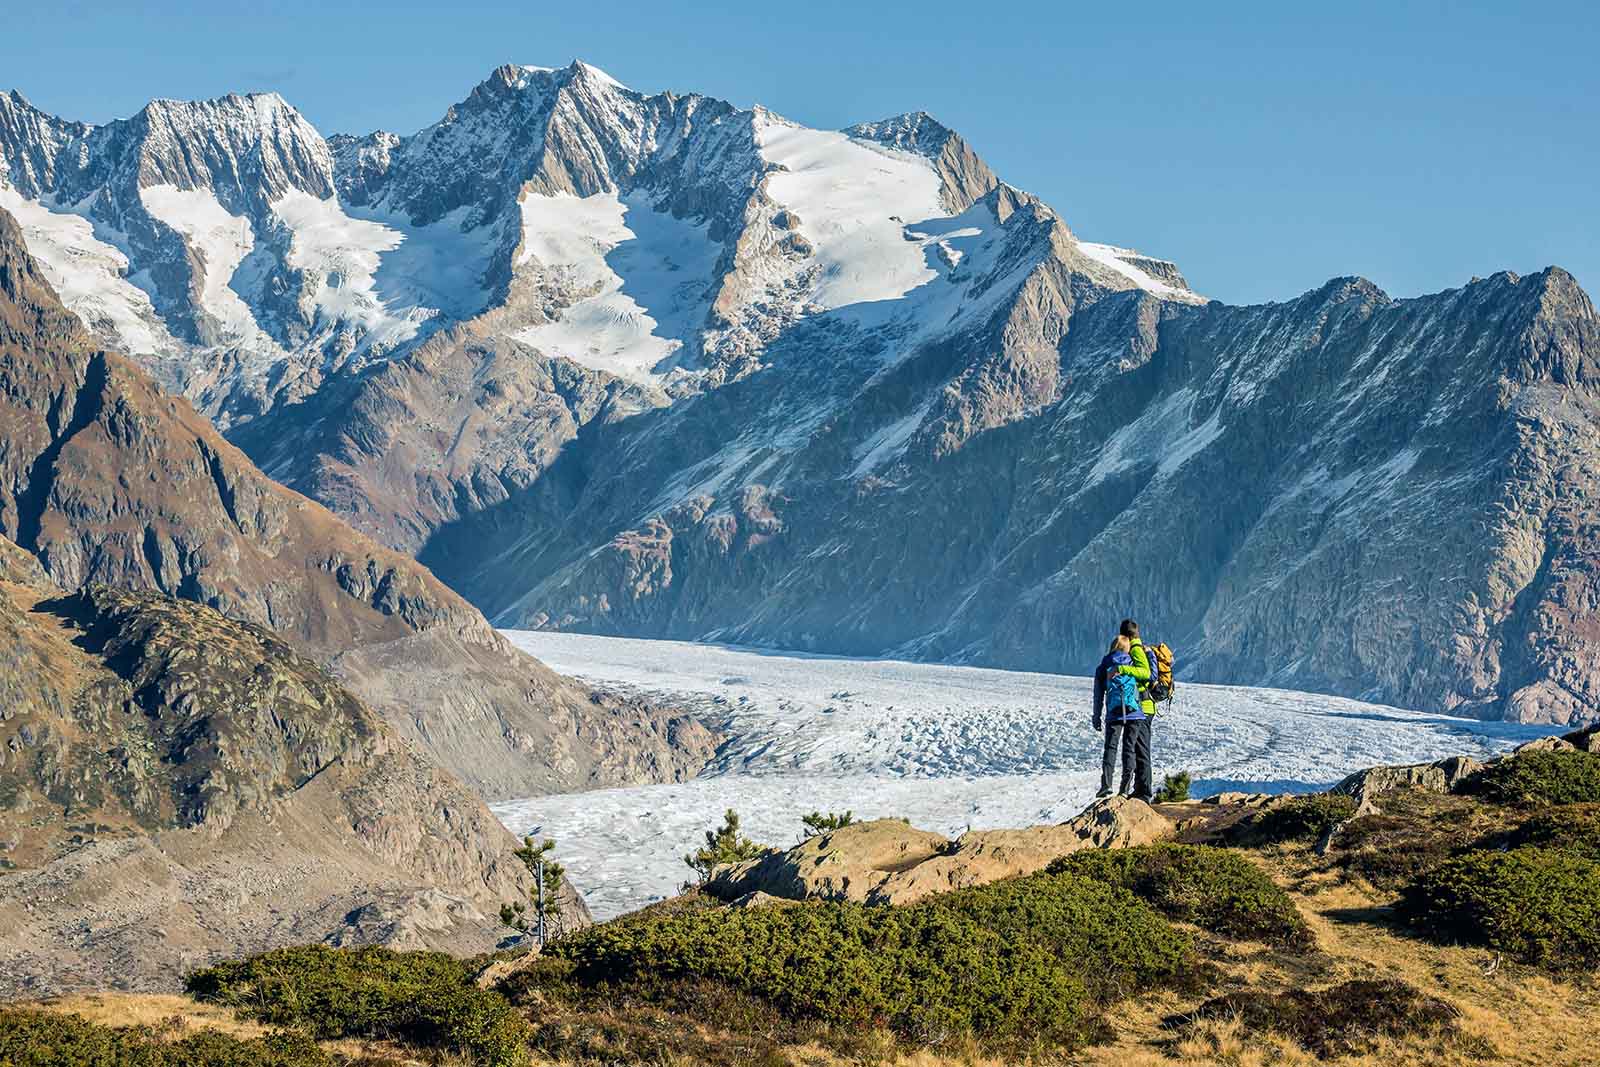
[494,631,1558,919]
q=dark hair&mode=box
[1119,618,1139,638]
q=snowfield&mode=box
[496,632,1556,919]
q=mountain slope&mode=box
[0,536,580,996]
[0,205,714,799]
[5,64,1596,726]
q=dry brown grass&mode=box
[21,993,437,1065]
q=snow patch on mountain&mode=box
[758,117,945,310]
[0,187,174,356]
[1077,240,1205,303]
[139,184,262,343]
[513,190,721,382]
[272,190,422,350]
[346,202,496,323]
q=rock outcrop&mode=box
[0,206,713,799]
[706,798,1172,906]
[1331,756,1487,809]
[0,546,586,997]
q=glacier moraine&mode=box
[495,631,1558,919]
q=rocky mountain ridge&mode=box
[4,63,1596,725]
[0,536,580,996]
[0,205,715,799]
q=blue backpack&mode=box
[1106,668,1139,716]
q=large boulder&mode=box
[1331,756,1484,807]
[1564,724,1600,753]
[706,797,1173,907]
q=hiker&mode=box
[1114,618,1157,801]
[1092,634,1147,799]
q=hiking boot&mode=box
[1095,788,1113,799]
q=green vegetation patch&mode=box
[1397,847,1600,968]
[1153,771,1191,804]
[0,1008,332,1067]
[1506,804,1600,861]
[1185,979,1463,1056]
[1460,750,1600,806]
[186,944,530,1067]
[531,869,1194,1053]
[1051,844,1312,949]
[1224,793,1357,847]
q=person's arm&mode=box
[1119,641,1152,682]
[1092,664,1106,727]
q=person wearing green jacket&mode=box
[1112,617,1155,801]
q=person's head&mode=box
[1119,618,1140,639]
[1110,635,1131,654]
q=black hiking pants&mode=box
[1101,718,1153,799]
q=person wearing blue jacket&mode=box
[1092,634,1150,799]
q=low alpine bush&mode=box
[1051,844,1312,949]
[0,1008,332,1067]
[1506,803,1600,861]
[1224,793,1358,847]
[1184,979,1462,1056]
[1460,750,1600,806]
[186,944,530,1067]
[1397,847,1600,968]
[536,869,1194,1052]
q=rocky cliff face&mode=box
[468,268,1600,725]
[0,544,583,995]
[4,63,1595,726]
[0,207,715,799]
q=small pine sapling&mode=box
[501,836,569,942]
[1154,771,1192,803]
[683,808,767,885]
[801,810,855,837]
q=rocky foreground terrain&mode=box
[5,733,1598,1065]
[0,206,716,800]
[0,535,590,998]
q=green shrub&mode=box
[1460,750,1600,805]
[1397,847,1600,968]
[1185,979,1463,1056]
[801,810,854,836]
[684,809,768,884]
[1153,771,1191,803]
[540,869,1193,1052]
[1052,844,1312,949]
[186,944,530,1067]
[1506,804,1600,861]
[1225,793,1358,847]
[0,1008,331,1067]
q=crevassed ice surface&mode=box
[496,632,1558,919]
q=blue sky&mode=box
[5,0,1595,304]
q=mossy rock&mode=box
[1397,847,1600,968]
[187,944,530,1067]
[1459,751,1600,806]
[536,868,1195,1053]
[1224,793,1357,847]
[0,1008,332,1067]
[1050,844,1312,949]
[1184,979,1462,1056]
